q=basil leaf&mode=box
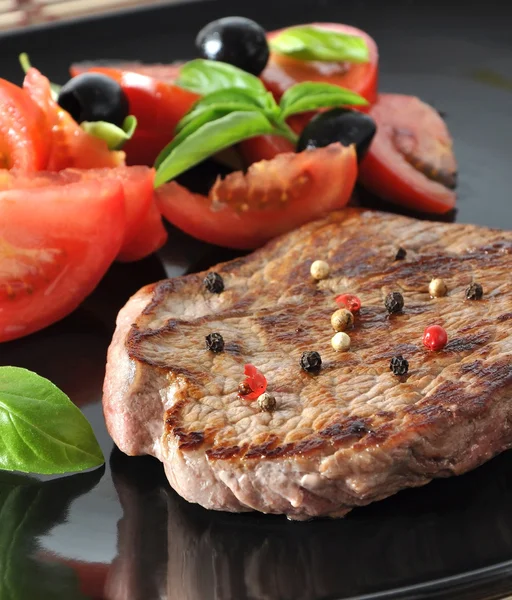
[176,59,268,96]
[155,106,237,169]
[176,88,265,134]
[280,82,368,119]
[0,367,104,475]
[270,26,369,63]
[81,115,137,150]
[154,111,274,187]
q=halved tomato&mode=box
[358,94,457,214]
[69,65,198,166]
[156,143,357,249]
[22,68,124,171]
[0,172,125,342]
[0,79,49,171]
[261,23,379,104]
[116,199,168,263]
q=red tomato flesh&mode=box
[0,79,49,171]
[261,23,379,104]
[0,172,125,342]
[358,94,457,214]
[116,199,168,263]
[156,143,357,250]
[23,68,123,171]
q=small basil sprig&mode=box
[82,115,138,150]
[155,60,367,186]
[270,25,370,63]
[0,367,104,475]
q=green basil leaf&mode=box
[176,59,268,96]
[176,88,265,134]
[0,367,104,475]
[280,81,368,119]
[155,106,238,169]
[154,111,274,187]
[81,115,137,150]
[270,26,369,63]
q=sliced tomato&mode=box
[358,94,457,214]
[60,166,155,249]
[116,198,168,262]
[156,143,357,249]
[69,65,198,166]
[0,79,49,171]
[261,23,379,104]
[0,172,125,342]
[22,68,124,171]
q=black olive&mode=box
[58,73,129,127]
[196,16,269,76]
[297,108,377,161]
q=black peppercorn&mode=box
[465,282,483,300]
[300,351,322,374]
[238,381,252,396]
[385,291,404,314]
[394,247,407,261]
[390,355,409,376]
[204,272,224,294]
[205,332,225,353]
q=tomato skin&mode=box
[358,94,457,214]
[23,68,123,171]
[0,173,125,342]
[116,199,168,262]
[69,66,199,166]
[261,23,379,104]
[0,79,49,171]
[156,143,357,249]
[238,134,294,164]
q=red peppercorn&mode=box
[423,325,448,351]
[238,364,267,400]
[335,294,361,313]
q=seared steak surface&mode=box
[103,209,512,519]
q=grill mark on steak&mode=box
[104,208,512,519]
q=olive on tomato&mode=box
[196,16,269,76]
[58,72,129,127]
[297,108,377,161]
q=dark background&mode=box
[0,0,511,598]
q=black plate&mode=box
[1,1,512,598]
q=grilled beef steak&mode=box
[103,209,512,520]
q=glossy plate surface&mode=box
[0,1,511,598]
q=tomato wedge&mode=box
[69,65,198,166]
[23,68,124,171]
[116,199,168,263]
[0,79,49,171]
[0,172,125,342]
[59,166,155,249]
[156,143,357,249]
[261,23,379,104]
[358,94,457,214]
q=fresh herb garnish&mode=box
[269,25,370,63]
[0,367,104,475]
[82,114,138,150]
[155,59,367,186]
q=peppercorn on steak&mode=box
[103,209,512,520]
